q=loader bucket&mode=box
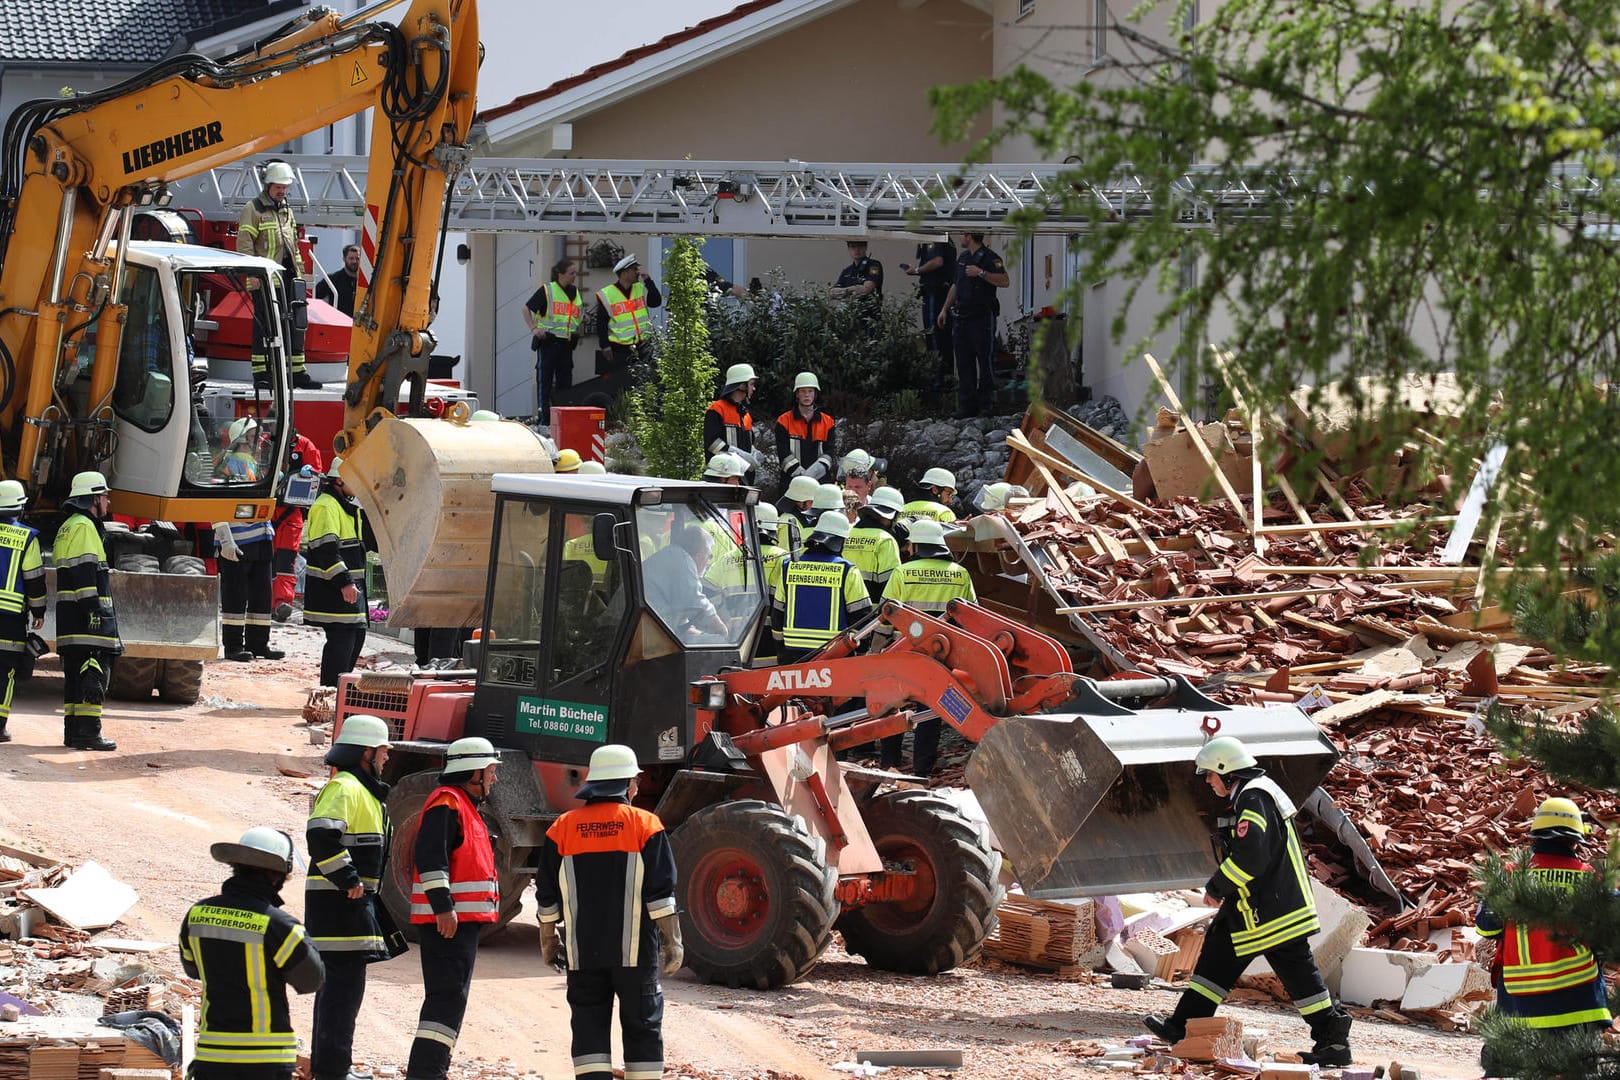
[340,414,552,628]
[40,568,219,660]
[965,696,1337,899]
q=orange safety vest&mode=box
[707,397,753,449]
[775,409,836,467]
[1497,852,1600,995]
[408,784,499,924]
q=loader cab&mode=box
[470,474,766,769]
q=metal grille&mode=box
[335,674,412,740]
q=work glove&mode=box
[85,612,103,634]
[537,919,561,969]
[804,460,829,482]
[213,522,242,562]
[655,914,684,976]
[299,464,315,477]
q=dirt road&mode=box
[0,626,1486,1079]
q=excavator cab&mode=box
[463,474,766,769]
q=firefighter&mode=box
[554,449,582,474]
[536,744,681,1080]
[867,487,909,540]
[214,419,282,663]
[876,519,975,775]
[777,475,822,551]
[813,483,848,521]
[236,160,320,390]
[406,737,501,1080]
[273,425,323,622]
[181,827,324,1080]
[771,511,872,664]
[902,467,959,523]
[0,481,45,743]
[843,494,903,596]
[303,457,368,687]
[1475,796,1612,1060]
[52,471,119,751]
[838,449,882,510]
[704,364,760,477]
[774,372,837,491]
[307,713,396,1080]
[1144,736,1353,1067]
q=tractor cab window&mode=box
[108,265,178,434]
[553,511,629,685]
[635,499,761,645]
[482,498,550,689]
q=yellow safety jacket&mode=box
[880,556,975,614]
[598,282,651,345]
[236,194,299,271]
[534,281,585,337]
[772,554,872,651]
[900,499,957,523]
[0,519,46,647]
[302,490,367,626]
[53,512,121,651]
[305,768,391,957]
[843,526,902,594]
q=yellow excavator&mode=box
[0,0,545,683]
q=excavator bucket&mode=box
[340,413,552,628]
[965,677,1338,899]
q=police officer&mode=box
[182,827,324,1080]
[830,238,883,309]
[906,237,955,390]
[307,713,396,1080]
[272,424,323,622]
[595,254,663,372]
[1475,796,1612,1066]
[53,471,119,751]
[0,481,44,743]
[876,519,975,775]
[774,372,838,491]
[1144,736,1353,1067]
[303,457,368,687]
[536,744,681,1080]
[843,495,903,597]
[704,364,760,476]
[526,258,586,422]
[902,468,959,523]
[236,160,320,390]
[937,232,1009,418]
[406,737,501,1080]
[771,511,873,664]
[214,418,282,663]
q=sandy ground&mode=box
[0,622,1487,1079]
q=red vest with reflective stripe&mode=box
[708,398,753,439]
[408,785,499,924]
[1499,852,1599,994]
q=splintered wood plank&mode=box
[1143,352,1251,530]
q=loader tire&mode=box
[382,770,525,943]
[156,660,203,705]
[836,789,1004,975]
[673,799,839,990]
[107,656,159,701]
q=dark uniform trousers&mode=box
[1173,921,1335,1034]
[953,314,996,414]
[220,537,275,654]
[60,645,112,737]
[880,719,941,778]
[922,287,954,388]
[567,965,664,1078]
[191,1065,291,1080]
[311,955,369,1079]
[537,336,576,418]
[406,923,481,1079]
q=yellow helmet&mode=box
[1531,796,1588,837]
[555,449,581,473]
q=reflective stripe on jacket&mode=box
[305,769,390,956]
[1491,852,1603,995]
[236,194,298,270]
[771,554,872,650]
[302,490,367,625]
[0,520,46,635]
[598,282,650,344]
[842,527,902,594]
[704,398,754,455]
[534,281,584,337]
[774,409,836,476]
[52,512,121,651]
[409,784,499,923]
[1204,775,1319,958]
[900,499,957,524]
[881,556,976,614]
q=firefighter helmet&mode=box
[722,364,757,395]
[793,371,821,393]
[326,456,344,478]
[263,161,295,186]
[334,714,391,748]
[68,471,109,499]
[906,518,951,554]
[839,449,876,478]
[868,486,906,516]
[443,736,499,775]
[920,467,956,492]
[754,502,780,529]
[1531,796,1588,837]
[703,452,749,481]
[228,416,258,445]
[577,460,607,474]
[585,743,640,782]
[813,483,845,512]
[784,475,821,504]
[1194,735,1257,776]
[211,826,296,874]
[0,481,25,512]
[810,510,852,541]
[555,449,582,473]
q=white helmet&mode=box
[810,510,852,540]
[906,518,951,553]
[210,826,295,874]
[228,416,259,445]
[577,460,608,475]
[793,371,821,393]
[334,713,391,748]
[754,502,780,530]
[784,475,821,504]
[973,482,1029,512]
[470,409,502,422]
[612,253,641,274]
[722,364,757,394]
[813,483,845,512]
[263,161,295,186]
[0,480,26,512]
[326,455,345,479]
[1194,735,1257,776]
[443,736,499,775]
[68,471,109,499]
[839,449,875,478]
[585,743,640,782]
[920,467,956,491]
[868,486,906,516]
[703,452,749,481]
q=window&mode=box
[636,498,761,645]
[1018,0,1035,19]
[108,266,176,434]
[553,511,629,686]
[1093,0,1108,62]
[483,499,550,689]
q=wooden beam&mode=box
[1257,515,1457,536]
[1008,429,1154,512]
[1058,585,1342,615]
[1142,353,1252,530]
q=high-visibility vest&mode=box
[1494,852,1603,996]
[843,526,902,594]
[598,282,650,345]
[534,281,584,337]
[901,499,957,524]
[409,784,499,924]
[0,520,45,622]
[776,555,871,650]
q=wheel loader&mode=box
[336,472,1339,989]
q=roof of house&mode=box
[0,0,302,65]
